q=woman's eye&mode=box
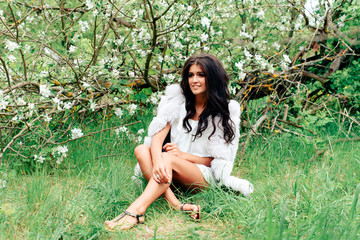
[188,73,193,77]
[199,73,205,77]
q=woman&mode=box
[105,54,253,231]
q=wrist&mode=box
[180,152,187,159]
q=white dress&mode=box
[134,84,254,197]
[169,102,217,185]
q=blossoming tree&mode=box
[0,0,359,167]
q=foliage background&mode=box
[0,0,359,239]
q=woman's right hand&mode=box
[152,155,171,184]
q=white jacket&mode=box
[136,84,254,197]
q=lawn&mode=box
[1,125,359,239]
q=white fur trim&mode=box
[210,159,233,181]
[147,117,167,137]
[223,176,254,197]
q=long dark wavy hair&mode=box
[180,54,235,143]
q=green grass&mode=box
[1,123,359,239]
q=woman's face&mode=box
[188,64,206,97]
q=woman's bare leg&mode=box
[105,150,206,230]
[134,145,207,209]
[134,144,182,208]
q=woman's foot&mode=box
[105,210,145,231]
[179,203,201,220]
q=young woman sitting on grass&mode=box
[105,54,254,231]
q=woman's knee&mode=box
[134,144,150,160]
[161,152,176,166]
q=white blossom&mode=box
[90,101,97,111]
[294,21,302,30]
[38,156,45,163]
[257,10,265,18]
[0,179,6,189]
[128,104,137,115]
[17,98,26,105]
[57,145,68,154]
[93,9,99,17]
[82,81,91,88]
[239,72,247,80]
[28,103,35,110]
[40,84,51,97]
[201,17,211,28]
[273,42,281,50]
[34,155,45,163]
[235,60,245,70]
[136,136,143,143]
[40,71,48,78]
[255,55,262,61]
[114,108,123,117]
[8,55,16,62]
[150,93,159,104]
[112,69,119,77]
[79,20,90,32]
[239,29,252,38]
[283,54,292,63]
[115,126,128,136]
[24,44,31,53]
[85,0,94,9]
[53,97,61,104]
[54,145,68,164]
[69,45,77,53]
[63,101,72,109]
[244,49,253,59]
[200,33,208,42]
[71,128,84,139]
[44,115,52,122]
[229,86,236,95]
[0,92,9,110]
[5,40,20,51]
[173,41,183,49]
[279,25,286,31]
[280,61,289,70]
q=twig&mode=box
[277,119,318,136]
[275,124,311,138]
[48,121,141,145]
[95,154,124,159]
[305,137,360,165]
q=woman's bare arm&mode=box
[163,143,212,167]
[151,123,171,183]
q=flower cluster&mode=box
[39,84,51,98]
[71,128,84,139]
[5,40,20,51]
[0,179,6,189]
[34,154,45,163]
[0,91,9,111]
[53,145,69,164]
[127,104,137,115]
[114,108,123,117]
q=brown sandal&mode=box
[180,203,201,220]
[105,210,145,231]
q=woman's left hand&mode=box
[163,143,184,159]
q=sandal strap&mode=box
[113,210,145,224]
[180,202,194,211]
